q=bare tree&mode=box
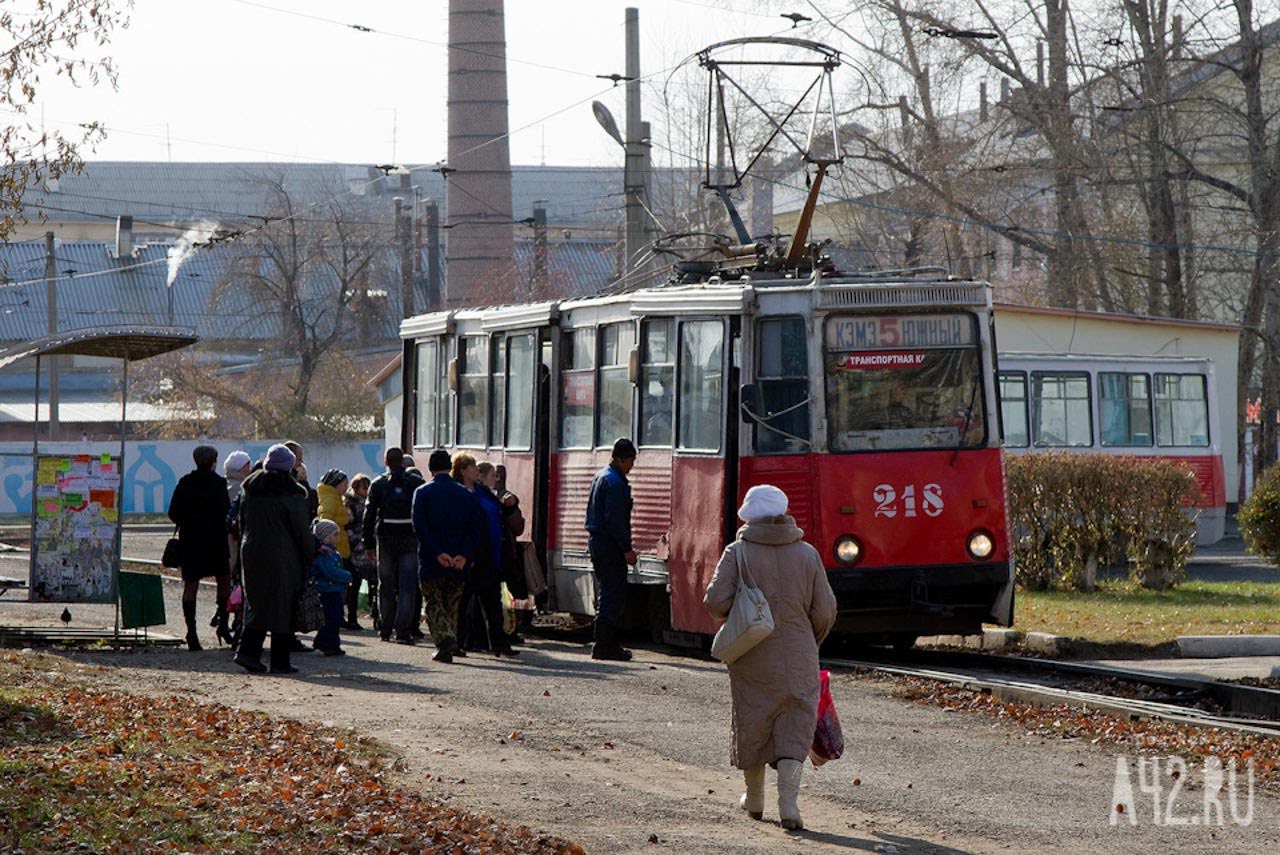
[145,172,398,439]
[1,1,130,237]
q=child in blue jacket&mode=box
[311,519,353,655]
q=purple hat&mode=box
[264,443,296,473]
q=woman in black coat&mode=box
[234,444,313,674]
[167,445,231,651]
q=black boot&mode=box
[269,633,297,674]
[212,606,233,647]
[591,620,631,662]
[343,584,363,631]
[182,600,202,651]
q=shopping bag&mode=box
[809,669,844,767]
[710,543,773,664]
[227,583,244,614]
[500,582,517,636]
[522,542,547,598]
[293,578,325,634]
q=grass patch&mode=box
[1014,579,1280,647]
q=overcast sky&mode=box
[34,0,804,168]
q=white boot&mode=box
[739,766,765,819]
[777,758,804,830]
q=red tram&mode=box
[399,271,1015,645]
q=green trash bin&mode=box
[118,571,166,630]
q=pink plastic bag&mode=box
[227,583,244,614]
[809,669,844,767]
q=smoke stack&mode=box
[446,0,515,307]
[114,215,133,259]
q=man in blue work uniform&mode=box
[585,437,638,661]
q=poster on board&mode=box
[28,453,121,603]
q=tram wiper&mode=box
[949,374,981,466]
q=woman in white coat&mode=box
[704,484,837,830]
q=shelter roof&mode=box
[0,326,197,370]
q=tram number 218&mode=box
[872,483,943,518]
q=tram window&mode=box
[678,320,724,451]
[490,333,507,446]
[415,339,439,448]
[506,333,536,450]
[438,336,455,447]
[998,372,1028,448]
[1100,372,1153,447]
[639,319,675,447]
[754,317,810,453]
[1031,372,1092,447]
[597,322,635,447]
[457,336,489,447]
[559,328,595,449]
[1154,373,1210,447]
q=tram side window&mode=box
[1100,372,1153,447]
[559,328,595,449]
[597,322,635,447]
[457,336,489,447]
[415,340,439,448]
[754,317,810,453]
[678,320,724,451]
[506,334,536,450]
[998,371,1028,447]
[1154,373,1210,447]
[490,333,507,446]
[638,319,675,447]
[438,336,455,446]
[1031,372,1092,447]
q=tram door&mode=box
[667,317,738,635]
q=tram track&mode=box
[824,648,1280,736]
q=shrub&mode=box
[1239,463,1280,565]
[1005,453,1200,591]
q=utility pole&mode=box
[624,7,648,277]
[44,232,59,441]
[425,198,442,310]
[531,204,548,301]
[395,196,415,318]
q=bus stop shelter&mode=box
[0,326,197,645]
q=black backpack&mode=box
[380,469,420,521]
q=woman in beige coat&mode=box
[704,484,837,830]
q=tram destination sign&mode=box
[826,313,974,351]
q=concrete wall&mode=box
[0,440,387,515]
[994,304,1240,500]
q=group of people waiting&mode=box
[166,441,530,673]
[169,438,837,831]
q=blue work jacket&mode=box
[413,473,483,583]
[585,463,633,553]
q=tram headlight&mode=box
[966,530,995,560]
[833,535,862,566]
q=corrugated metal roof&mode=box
[22,162,689,229]
[0,400,203,423]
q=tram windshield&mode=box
[824,312,986,452]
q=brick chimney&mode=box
[446,0,515,307]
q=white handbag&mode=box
[710,542,774,664]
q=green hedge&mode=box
[1005,453,1200,591]
[1239,463,1280,564]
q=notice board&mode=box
[28,453,122,603]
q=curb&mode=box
[1177,635,1280,658]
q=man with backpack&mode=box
[362,447,425,643]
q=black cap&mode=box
[428,448,452,473]
[320,468,347,487]
[611,437,637,460]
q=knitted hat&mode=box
[312,519,341,541]
[223,450,251,477]
[611,437,637,460]
[320,468,347,488]
[738,484,789,522]
[264,443,296,472]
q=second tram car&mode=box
[401,271,1015,645]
